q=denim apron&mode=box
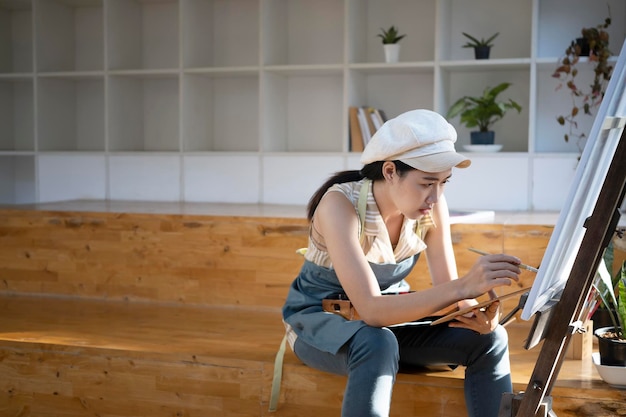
[282,255,419,354]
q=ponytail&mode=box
[306,170,362,220]
[306,160,414,221]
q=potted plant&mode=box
[593,257,626,367]
[461,32,499,60]
[377,25,406,63]
[446,82,522,146]
[552,12,613,153]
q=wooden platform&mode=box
[1,294,624,417]
[1,201,625,417]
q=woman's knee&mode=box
[468,325,510,372]
[487,323,508,345]
[347,326,399,371]
[490,325,510,357]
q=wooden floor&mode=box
[0,293,624,417]
[1,202,625,416]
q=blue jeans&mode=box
[293,324,512,417]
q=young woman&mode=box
[282,109,521,417]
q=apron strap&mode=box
[268,333,288,412]
[358,178,371,245]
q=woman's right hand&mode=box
[462,253,521,299]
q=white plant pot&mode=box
[384,44,400,63]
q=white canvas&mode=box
[522,40,626,321]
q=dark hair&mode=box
[306,160,414,220]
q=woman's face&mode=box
[392,168,452,219]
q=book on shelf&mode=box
[373,108,387,127]
[363,107,377,139]
[348,106,364,152]
[357,107,372,146]
[348,106,388,152]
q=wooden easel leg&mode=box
[498,392,515,416]
[498,393,554,417]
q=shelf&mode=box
[0,154,35,204]
[37,153,106,202]
[445,154,531,211]
[263,0,345,66]
[107,0,179,71]
[182,72,259,152]
[35,0,103,72]
[182,0,259,69]
[531,155,580,211]
[0,76,33,151]
[346,69,435,127]
[184,67,259,76]
[261,71,344,153]
[108,74,179,152]
[183,154,260,203]
[108,69,178,77]
[439,58,531,71]
[536,0,623,59]
[37,75,104,151]
[262,153,346,205]
[0,0,32,74]
[0,0,624,209]
[0,150,33,156]
[109,154,181,201]
[438,0,532,61]
[535,55,620,70]
[37,71,105,78]
[348,62,435,74]
[442,68,530,152]
[534,65,598,154]
[347,0,437,64]
[263,64,344,76]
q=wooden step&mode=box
[0,295,279,417]
[2,201,624,308]
[0,203,309,309]
[1,202,625,416]
[0,201,563,315]
[0,294,623,417]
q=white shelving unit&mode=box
[0,0,624,210]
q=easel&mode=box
[498,125,626,417]
[498,38,626,417]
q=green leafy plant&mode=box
[593,259,626,340]
[461,32,499,48]
[377,26,406,44]
[446,82,522,132]
[552,12,613,151]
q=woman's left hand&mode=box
[448,299,501,335]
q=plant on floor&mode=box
[594,259,626,339]
[552,10,613,152]
[592,254,626,367]
[446,82,522,144]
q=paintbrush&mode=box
[468,247,539,273]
